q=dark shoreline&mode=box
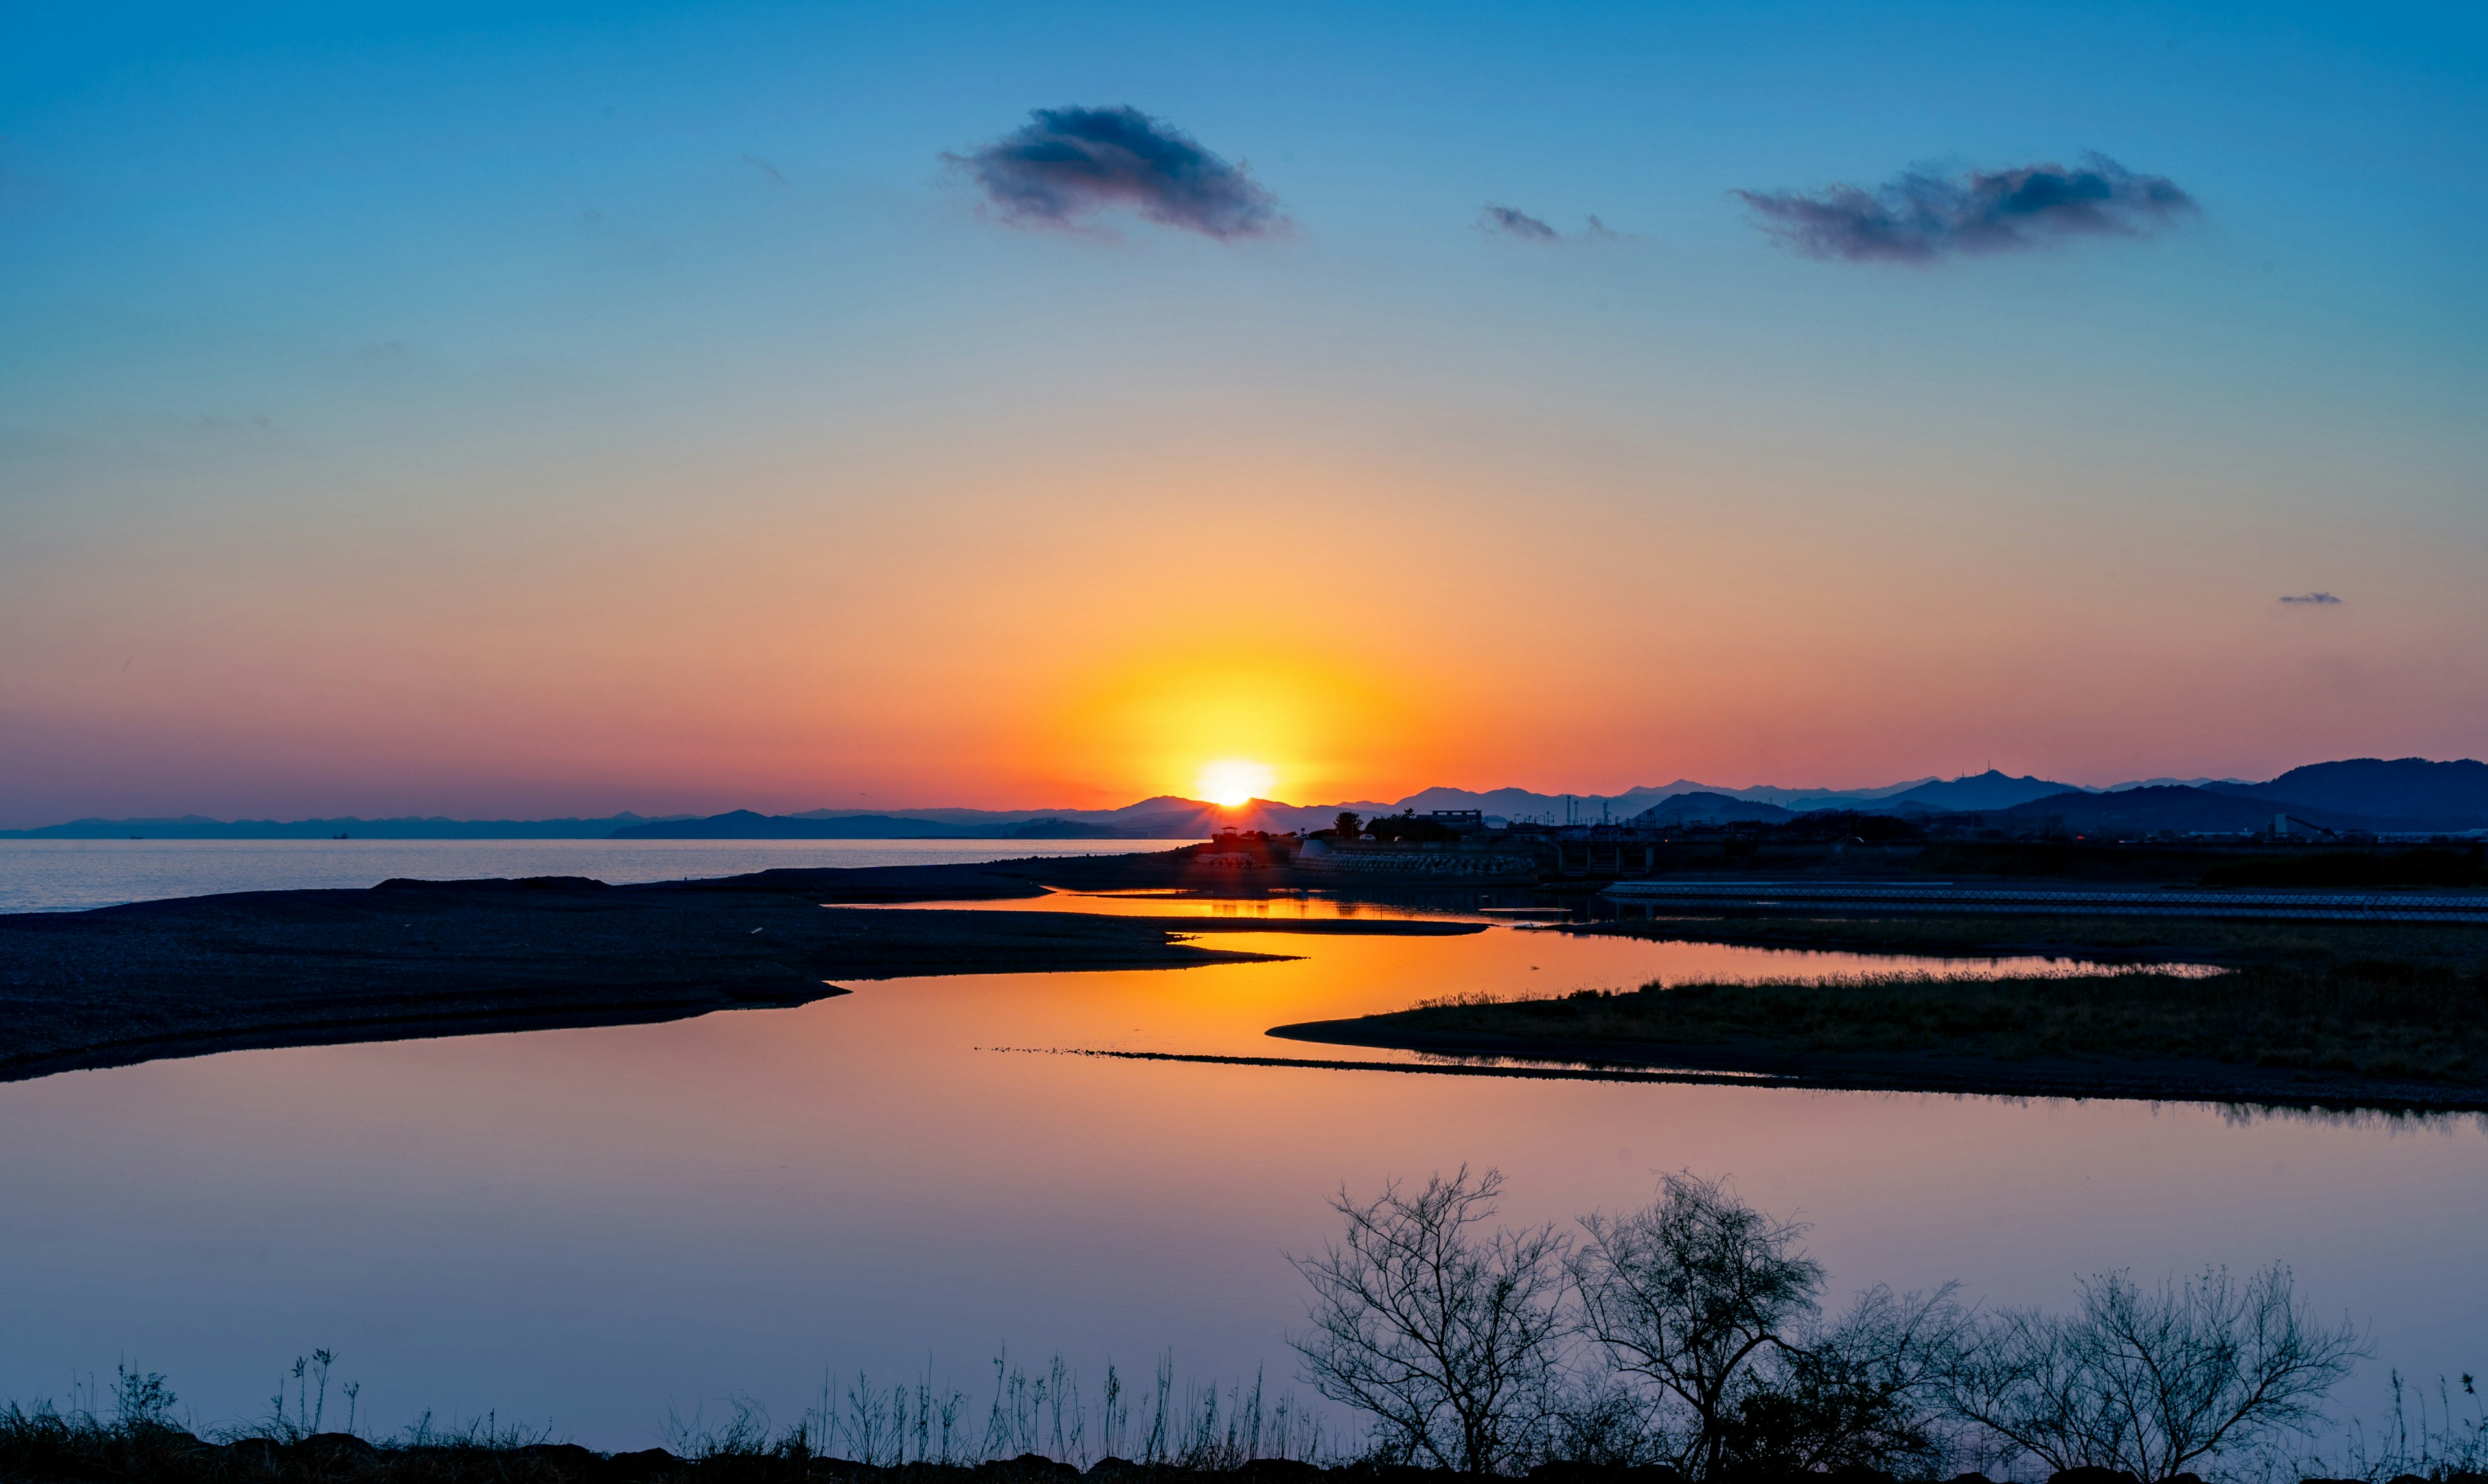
[17,844,2483,1113]
[0,850,1480,1085]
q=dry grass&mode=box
[1383,960,2488,1084]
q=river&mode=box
[0,854,2478,1455]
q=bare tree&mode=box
[1571,1172,1826,1479]
[1943,1264,2364,1483]
[1289,1167,1572,1472]
[1722,1284,1969,1478]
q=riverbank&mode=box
[0,850,1481,1084]
[1269,955,2488,1113]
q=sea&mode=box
[0,839,2480,1455]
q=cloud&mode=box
[947,106,1284,239]
[1477,205,1630,244]
[741,154,788,187]
[2279,592,2343,605]
[1479,204,1560,241]
[1735,153,2196,264]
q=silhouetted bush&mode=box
[1365,814,1459,845]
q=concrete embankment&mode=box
[1601,878,2488,924]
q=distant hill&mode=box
[1628,792,1795,827]
[1998,786,2368,836]
[20,758,2480,841]
[608,804,1242,840]
[1878,770,2085,812]
[787,794,1328,833]
[1782,787,1942,812]
[1352,779,1924,823]
[1725,779,1937,808]
[1103,799,1304,836]
[1355,784,1713,824]
[2220,758,2488,830]
[610,810,974,839]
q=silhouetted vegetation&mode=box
[3,1185,2474,1484]
[1365,814,1460,845]
[1291,1168,1571,1471]
[1363,960,2488,1086]
[1291,1167,2379,1482]
[0,1349,1329,1484]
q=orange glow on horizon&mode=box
[1035,654,1427,808]
[1197,759,1277,807]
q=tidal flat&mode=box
[0,852,1480,1083]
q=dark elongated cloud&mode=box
[1479,204,1559,241]
[1736,153,2196,264]
[948,106,1283,239]
[1478,205,1630,244]
[2279,591,2343,604]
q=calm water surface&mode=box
[0,839,1206,914]
[0,878,2480,1451]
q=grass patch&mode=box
[0,1353,1335,1484]
[1375,960,2488,1084]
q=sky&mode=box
[3,1,2484,826]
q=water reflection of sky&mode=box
[884,898,2182,1064]
[0,898,2479,1454]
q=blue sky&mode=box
[3,2,2483,823]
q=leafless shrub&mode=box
[1721,1283,1968,1478]
[1571,1170,1825,1477]
[1942,1264,2364,1482]
[663,1393,774,1459]
[1289,1165,1572,1471]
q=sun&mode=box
[1197,759,1277,808]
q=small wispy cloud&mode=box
[1479,204,1559,241]
[947,106,1284,240]
[2279,592,2343,605]
[1736,153,2196,264]
[1477,205,1628,244]
[741,154,788,187]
